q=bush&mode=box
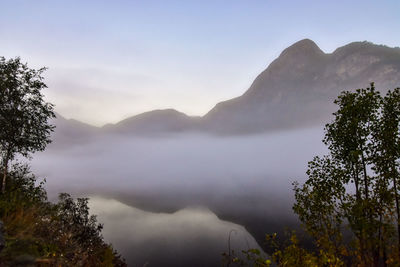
[0,164,126,266]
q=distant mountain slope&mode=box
[203,39,400,133]
[49,113,99,147]
[102,109,201,135]
[53,39,400,137]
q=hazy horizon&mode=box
[2,0,400,126]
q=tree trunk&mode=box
[361,152,369,201]
[391,166,400,260]
[2,161,7,194]
[352,163,360,201]
[352,163,367,263]
[1,151,10,194]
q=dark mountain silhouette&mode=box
[52,39,400,138]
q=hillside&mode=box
[203,39,400,133]
[102,109,201,135]
[52,39,400,138]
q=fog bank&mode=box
[30,127,327,263]
[32,127,326,206]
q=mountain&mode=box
[202,39,400,133]
[53,39,400,137]
[49,113,100,147]
[102,109,201,135]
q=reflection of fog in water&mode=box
[89,197,265,267]
[29,127,326,265]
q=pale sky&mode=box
[1,0,399,126]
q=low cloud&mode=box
[30,127,327,265]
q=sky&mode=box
[1,0,399,126]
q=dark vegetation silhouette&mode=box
[0,57,55,194]
[224,83,400,266]
[0,57,126,266]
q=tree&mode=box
[0,56,55,193]
[294,83,400,265]
[226,84,400,266]
[372,88,400,260]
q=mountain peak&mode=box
[204,40,400,134]
[279,39,324,58]
[55,40,400,137]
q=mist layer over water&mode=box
[30,127,327,265]
[32,127,325,202]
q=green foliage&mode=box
[294,83,400,265]
[222,247,271,267]
[0,164,126,266]
[0,56,126,266]
[226,83,400,266]
[222,232,322,267]
[268,232,324,267]
[0,164,47,218]
[0,56,55,193]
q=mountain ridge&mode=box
[202,39,400,133]
[52,39,400,142]
[102,109,201,135]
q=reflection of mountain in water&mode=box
[89,197,265,267]
[32,128,326,259]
